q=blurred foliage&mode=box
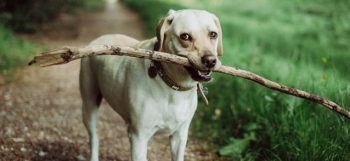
[219,122,258,159]
[0,25,40,71]
[122,0,183,35]
[123,0,350,160]
[0,0,104,32]
[0,0,104,72]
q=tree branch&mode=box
[28,45,350,120]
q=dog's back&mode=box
[79,34,145,120]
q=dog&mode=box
[79,9,223,161]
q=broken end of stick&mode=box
[28,59,36,66]
[28,47,77,67]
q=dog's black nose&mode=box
[201,55,217,68]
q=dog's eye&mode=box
[180,33,192,41]
[209,31,218,39]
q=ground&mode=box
[0,1,213,161]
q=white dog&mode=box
[79,9,223,161]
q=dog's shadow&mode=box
[28,141,124,161]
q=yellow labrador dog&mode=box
[80,9,223,161]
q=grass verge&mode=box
[0,25,40,72]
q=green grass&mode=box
[0,25,39,72]
[123,0,350,160]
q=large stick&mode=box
[28,45,350,120]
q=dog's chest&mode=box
[97,57,198,134]
[153,91,197,133]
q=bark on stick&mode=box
[28,45,350,120]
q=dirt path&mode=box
[0,1,212,161]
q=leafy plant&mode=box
[219,123,259,159]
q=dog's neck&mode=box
[155,42,197,90]
[135,37,197,90]
[160,62,197,89]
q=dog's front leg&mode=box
[170,122,191,161]
[128,127,154,161]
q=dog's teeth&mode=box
[198,70,211,76]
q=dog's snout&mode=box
[201,55,217,68]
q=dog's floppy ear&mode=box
[213,15,224,56]
[154,11,174,51]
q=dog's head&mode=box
[155,9,223,82]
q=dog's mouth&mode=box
[184,66,212,82]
